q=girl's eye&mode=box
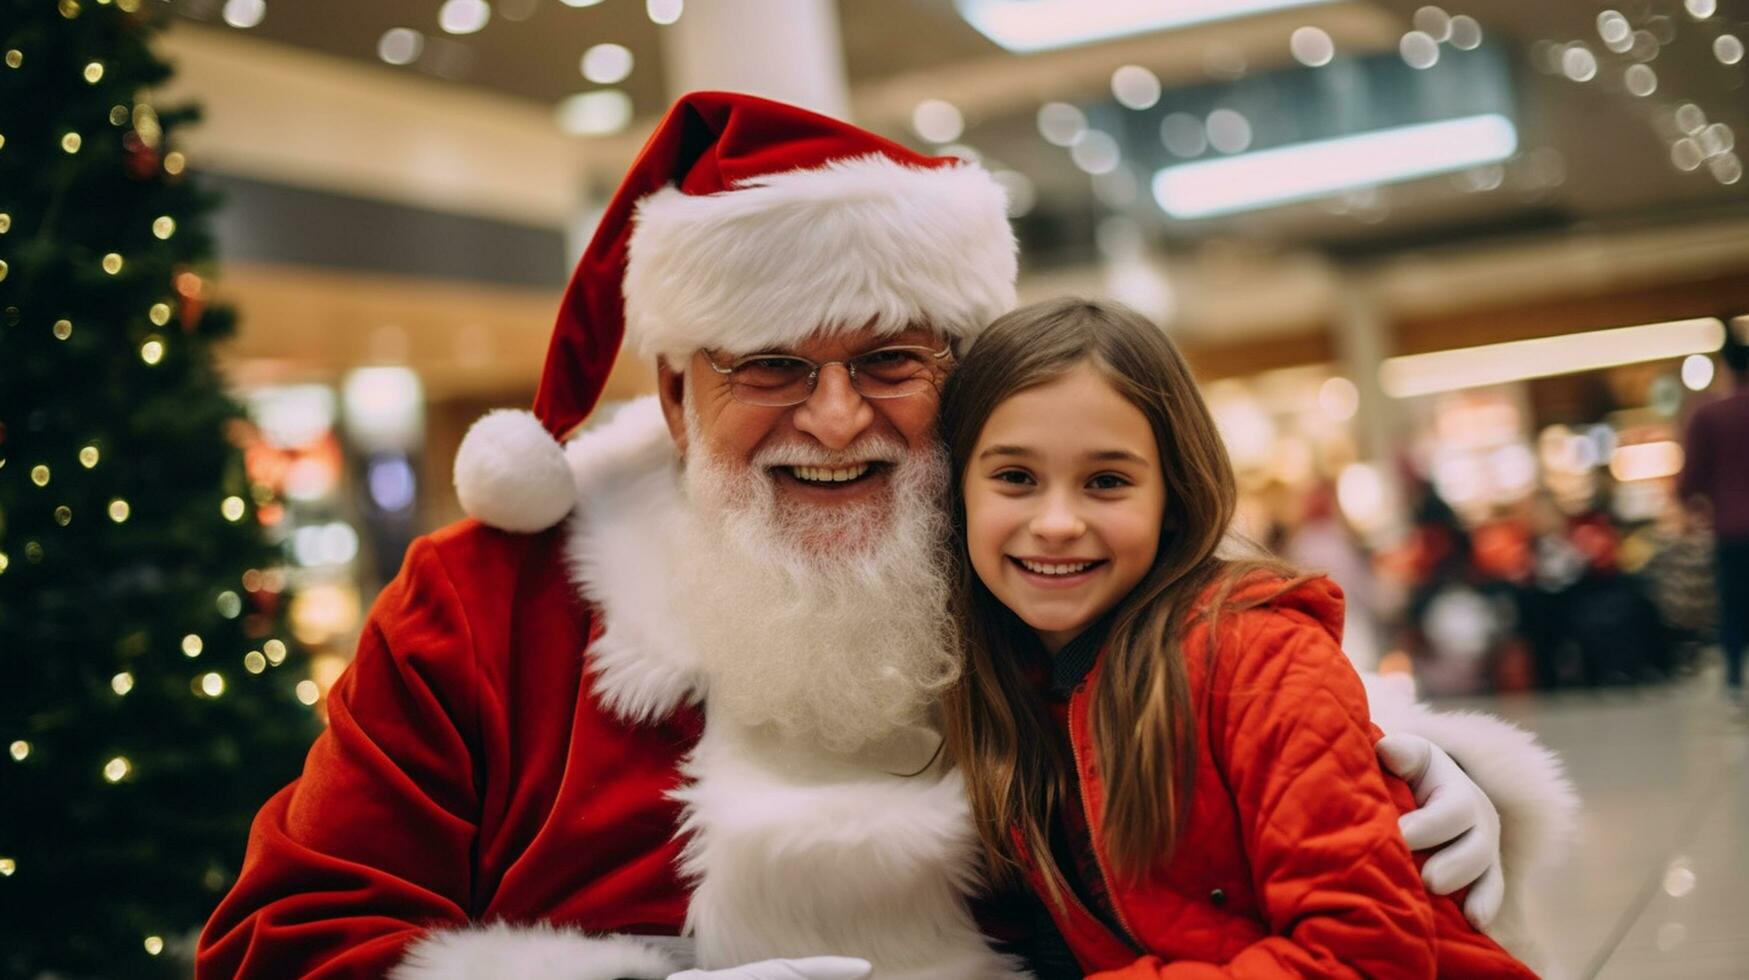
[991,470,1033,486]
[1088,473,1130,491]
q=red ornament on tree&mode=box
[122,131,160,180]
[174,266,206,332]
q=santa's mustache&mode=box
[750,437,909,470]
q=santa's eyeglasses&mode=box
[701,343,955,407]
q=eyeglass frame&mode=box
[699,341,957,407]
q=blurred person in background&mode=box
[1469,507,1539,692]
[1519,493,1588,690]
[1282,480,1384,671]
[1678,325,1749,707]
[1639,498,1718,670]
[1400,478,1500,695]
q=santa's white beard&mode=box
[678,416,961,756]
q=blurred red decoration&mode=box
[250,589,281,617]
[179,293,204,332]
[242,427,343,505]
[1493,641,1535,692]
[1472,519,1533,583]
[174,269,207,330]
[121,131,159,180]
[225,418,256,446]
[1570,518,1620,575]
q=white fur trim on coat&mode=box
[388,923,683,980]
[623,155,1018,363]
[673,712,1028,979]
[453,409,576,533]
[1362,673,1580,971]
[562,397,706,723]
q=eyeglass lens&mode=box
[727,348,940,406]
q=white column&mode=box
[1335,276,1394,462]
[1333,274,1412,545]
[660,0,851,120]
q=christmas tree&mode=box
[0,1,320,974]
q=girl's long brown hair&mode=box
[940,298,1302,892]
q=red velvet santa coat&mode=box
[197,517,702,977]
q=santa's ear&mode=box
[655,356,689,456]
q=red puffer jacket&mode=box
[1018,576,1537,979]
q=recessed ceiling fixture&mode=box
[955,0,1333,53]
[222,0,265,30]
[1448,15,1483,49]
[1290,26,1335,67]
[1153,113,1518,219]
[1036,102,1086,147]
[1070,130,1121,174]
[1111,65,1161,109]
[1681,354,1716,391]
[556,90,632,136]
[911,99,965,144]
[581,43,633,83]
[439,0,490,35]
[378,28,424,66]
[1400,30,1439,69]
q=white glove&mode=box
[1376,733,1505,929]
[667,957,872,980]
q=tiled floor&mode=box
[1459,666,1749,979]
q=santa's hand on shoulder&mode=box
[667,957,872,980]
[1377,732,1505,929]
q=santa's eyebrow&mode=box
[743,333,941,360]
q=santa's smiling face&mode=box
[657,324,950,553]
[655,324,962,751]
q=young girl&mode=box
[941,298,1536,978]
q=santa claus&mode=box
[198,92,1575,979]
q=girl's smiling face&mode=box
[963,363,1165,653]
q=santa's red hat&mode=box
[454,91,1018,533]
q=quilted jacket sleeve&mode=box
[1092,611,1439,979]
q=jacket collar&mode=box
[1041,615,1114,701]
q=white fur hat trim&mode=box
[623,154,1017,363]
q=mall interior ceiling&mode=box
[165,0,1749,266]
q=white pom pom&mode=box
[453,409,575,533]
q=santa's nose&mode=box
[792,364,877,451]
